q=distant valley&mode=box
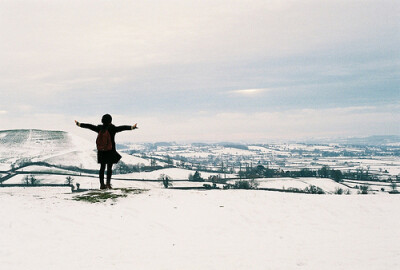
[1,129,400,194]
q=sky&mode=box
[0,0,399,143]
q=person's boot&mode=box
[106,183,112,189]
[100,180,106,190]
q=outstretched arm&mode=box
[115,123,138,133]
[75,120,99,133]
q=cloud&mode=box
[0,0,397,141]
[0,0,396,77]
[0,110,7,114]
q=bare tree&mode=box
[158,174,173,188]
[29,175,40,185]
[65,176,74,185]
[391,181,397,192]
[23,175,30,185]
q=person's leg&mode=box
[106,163,113,188]
[99,163,106,189]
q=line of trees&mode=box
[9,160,173,175]
[238,165,388,183]
[23,175,40,185]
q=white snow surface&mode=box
[247,145,291,156]
[16,165,77,174]
[1,186,400,270]
[174,151,211,158]
[116,167,234,180]
[119,153,151,166]
[227,178,351,194]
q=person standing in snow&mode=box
[75,114,138,189]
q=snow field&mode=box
[119,153,151,166]
[116,167,235,181]
[212,147,256,156]
[297,178,350,193]
[5,171,396,194]
[1,188,400,270]
[173,152,211,158]
[16,165,78,174]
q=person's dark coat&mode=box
[79,123,132,164]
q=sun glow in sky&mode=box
[230,89,272,96]
[0,0,399,142]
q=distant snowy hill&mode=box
[0,129,149,171]
[303,135,400,146]
[343,135,400,146]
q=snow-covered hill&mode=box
[0,129,149,170]
[0,129,96,170]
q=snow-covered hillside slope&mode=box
[0,129,94,169]
[1,186,400,270]
[0,129,148,170]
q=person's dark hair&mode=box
[101,114,112,125]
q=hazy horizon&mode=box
[1,0,399,142]
[1,128,400,146]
